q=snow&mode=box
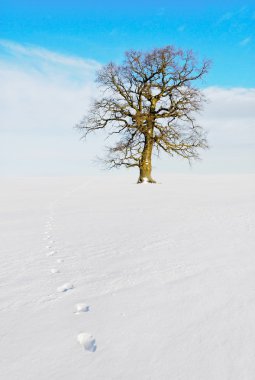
[0,175,255,379]
[57,283,74,292]
[50,268,60,274]
[75,303,90,313]
[46,250,57,256]
[77,332,97,352]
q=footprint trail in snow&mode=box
[43,186,97,354]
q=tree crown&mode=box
[77,46,210,173]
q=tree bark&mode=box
[137,135,156,183]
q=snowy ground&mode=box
[1,175,255,380]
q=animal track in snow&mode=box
[57,258,64,263]
[77,333,97,352]
[74,303,90,314]
[57,283,74,292]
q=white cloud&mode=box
[202,87,255,120]
[196,87,255,173]
[156,87,255,174]
[201,87,255,137]
[0,41,254,176]
[0,41,104,176]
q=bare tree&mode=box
[77,46,210,183]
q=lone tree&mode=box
[77,46,210,183]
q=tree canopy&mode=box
[77,46,210,183]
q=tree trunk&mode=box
[137,135,156,183]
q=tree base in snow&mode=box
[137,177,157,184]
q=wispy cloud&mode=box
[240,37,251,46]
[216,6,252,26]
[0,39,101,89]
[0,39,100,71]
[217,12,234,24]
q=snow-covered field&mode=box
[1,175,255,379]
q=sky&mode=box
[0,0,254,176]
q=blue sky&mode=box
[1,0,255,86]
[0,0,254,176]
